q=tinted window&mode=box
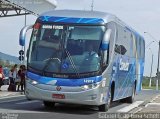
[115,25,132,56]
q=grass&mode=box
[142,78,160,90]
[142,85,160,90]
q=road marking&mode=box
[133,107,143,113]
[150,95,160,103]
[16,100,41,105]
[0,95,24,100]
[0,109,48,113]
[0,98,25,104]
[145,103,160,107]
[117,101,144,113]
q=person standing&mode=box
[12,64,18,83]
[0,65,5,91]
[8,64,17,91]
[18,65,26,92]
[16,66,21,91]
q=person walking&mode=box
[0,65,5,91]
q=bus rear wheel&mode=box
[43,101,55,108]
[126,83,136,103]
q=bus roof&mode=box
[39,10,116,24]
[38,10,144,39]
[40,10,115,20]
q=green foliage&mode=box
[143,76,160,89]
[0,59,12,68]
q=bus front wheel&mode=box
[98,103,110,112]
[98,87,112,112]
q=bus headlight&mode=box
[32,80,38,85]
[81,83,100,90]
[27,78,38,85]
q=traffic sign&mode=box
[19,50,24,61]
[19,50,24,55]
[19,56,24,61]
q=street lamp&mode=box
[144,32,159,42]
[91,0,94,11]
[149,48,153,87]
[144,32,160,90]
[24,12,27,65]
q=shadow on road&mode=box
[0,99,123,115]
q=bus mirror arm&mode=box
[26,49,29,58]
[19,25,33,46]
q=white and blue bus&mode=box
[19,10,145,111]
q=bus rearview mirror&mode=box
[101,29,112,51]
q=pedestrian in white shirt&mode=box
[9,64,17,84]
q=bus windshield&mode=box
[28,23,105,77]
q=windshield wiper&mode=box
[42,56,61,76]
[41,45,62,76]
[65,49,80,78]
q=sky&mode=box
[0,0,160,76]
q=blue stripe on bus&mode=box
[54,17,70,22]
[27,72,103,86]
[101,43,109,50]
[39,16,104,24]
[42,16,52,21]
[77,18,83,23]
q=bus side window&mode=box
[105,22,116,64]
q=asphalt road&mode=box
[0,90,159,119]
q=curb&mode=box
[0,92,23,100]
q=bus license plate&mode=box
[52,94,65,99]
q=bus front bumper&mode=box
[25,82,108,106]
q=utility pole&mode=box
[156,41,160,90]
[23,12,27,65]
[91,0,94,11]
[149,48,153,87]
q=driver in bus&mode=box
[84,44,99,58]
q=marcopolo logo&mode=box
[56,86,62,91]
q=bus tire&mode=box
[98,103,109,112]
[98,87,112,112]
[126,83,136,103]
[43,101,55,108]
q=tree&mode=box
[5,60,10,67]
[0,59,5,66]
